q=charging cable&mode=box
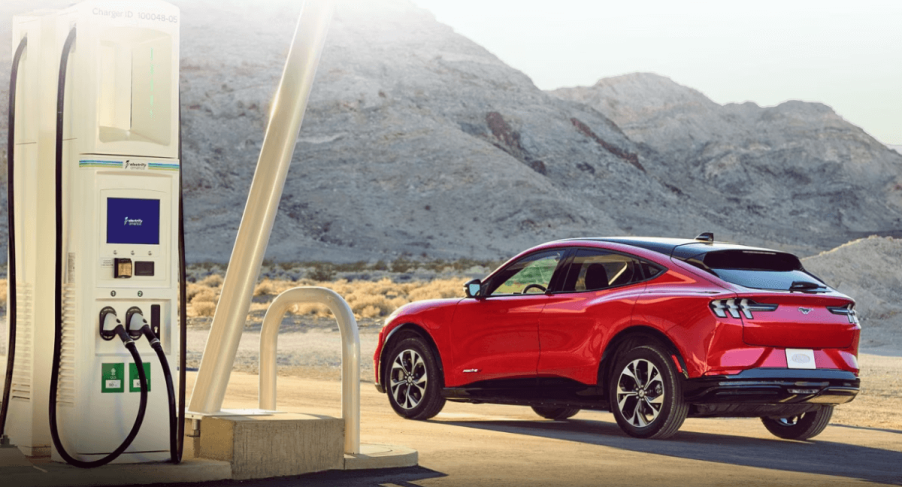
[126,308,178,464]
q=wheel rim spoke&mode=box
[644,398,661,422]
[621,361,638,383]
[617,391,637,411]
[632,399,647,427]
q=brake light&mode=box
[827,304,859,324]
[710,298,778,319]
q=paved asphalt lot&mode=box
[127,372,902,487]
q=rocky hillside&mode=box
[890,144,902,155]
[552,73,902,250]
[802,236,902,352]
[1,0,900,263]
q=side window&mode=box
[488,250,565,296]
[561,249,645,292]
[640,262,664,280]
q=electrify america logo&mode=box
[124,217,144,226]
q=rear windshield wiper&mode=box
[789,281,826,292]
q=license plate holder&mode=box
[786,348,816,369]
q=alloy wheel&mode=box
[390,349,428,410]
[616,358,665,427]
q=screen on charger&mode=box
[107,198,160,245]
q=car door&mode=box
[538,248,648,385]
[447,249,567,387]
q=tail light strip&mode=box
[710,298,779,319]
[827,304,859,324]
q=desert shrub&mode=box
[201,274,224,287]
[390,256,413,273]
[191,289,217,304]
[308,263,336,282]
[192,301,216,317]
[254,279,275,296]
[407,278,463,301]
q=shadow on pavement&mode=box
[439,418,902,485]
[830,423,902,435]
[114,466,446,487]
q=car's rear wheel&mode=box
[609,344,688,439]
[385,337,446,420]
[531,406,579,420]
[760,407,833,440]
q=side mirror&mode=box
[464,278,482,298]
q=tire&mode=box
[384,337,446,420]
[531,406,580,420]
[609,343,688,439]
[761,407,833,440]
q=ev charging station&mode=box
[2,0,184,466]
[1,0,416,478]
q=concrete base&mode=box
[0,412,418,485]
[344,443,418,470]
[194,413,345,480]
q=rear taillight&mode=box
[710,298,778,319]
[827,304,859,324]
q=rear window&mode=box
[679,249,826,291]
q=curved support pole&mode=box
[259,287,360,454]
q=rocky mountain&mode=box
[552,73,902,250]
[890,145,902,155]
[802,236,902,352]
[1,0,900,263]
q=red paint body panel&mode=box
[539,284,643,384]
[447,295,546,386]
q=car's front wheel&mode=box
[760,407,833,440]
[609,343,688,439]
[385,337,446,420]
[531,406,579,420]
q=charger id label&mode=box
[129,362,151,393]
[101,363,125,393]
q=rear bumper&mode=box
[375,383,385,393]
[684,368,859,406]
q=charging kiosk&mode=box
[2,0,182,464]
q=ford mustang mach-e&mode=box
[373,235,860,439]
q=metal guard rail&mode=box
[258,287,360,454]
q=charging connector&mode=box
[99,307,123,341]
[125,307,148,341]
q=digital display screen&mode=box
[107,198,160,245]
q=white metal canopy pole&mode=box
[189,0,334,414]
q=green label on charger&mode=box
[101,363,125,393]
[129,363,151,393]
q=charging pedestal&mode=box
[3,0,181,463]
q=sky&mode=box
[412,0,902,145]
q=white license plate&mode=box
[786,348,816,369]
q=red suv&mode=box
[373,236,860,439]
